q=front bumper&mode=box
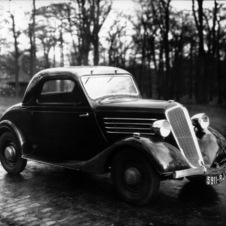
[173,162,226,183]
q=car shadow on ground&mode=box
[178,180,219,205]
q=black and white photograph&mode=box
[0,0,226,225]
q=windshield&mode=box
[81,75,139,99]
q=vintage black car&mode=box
[0,66,226,205]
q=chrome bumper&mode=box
[173,162,226,179]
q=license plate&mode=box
[206,173,226,185]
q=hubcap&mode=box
[4,146,16,162]
[124,167,141,186]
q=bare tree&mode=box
[192,0,208,103]
[37,26,57,68]
[89,0,112,65]
[28,0,37,77]
[10,13,21,97]
[68,0,112,65]
[36,3,71,67]
[106,14,131,67]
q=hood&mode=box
[94,97,179,146]
[95,98,179,113]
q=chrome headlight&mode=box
[191,113,210,129]
[153,120,171,137]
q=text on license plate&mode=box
[206,173,225,185]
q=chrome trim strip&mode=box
[173,167,205,178]
[104,118,157,121]
[104,122,152,126]
[165,106,205,168]
[106,127,150,130]
[106,131,155,135]
[104,117,155,136]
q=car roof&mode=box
[36,66,130,78]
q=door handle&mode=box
[79,113,89,117]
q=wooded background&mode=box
[0,0,226,105]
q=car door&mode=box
[31,74,108,161]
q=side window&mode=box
[38,79,81,104]
[41,80,75,94]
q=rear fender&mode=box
[0,120,27,155]
[80,136,190,174]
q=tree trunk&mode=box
[193,0,207,103]
[163,0,171,100]
[29,0,36,77]
[59,25,64,67]
[93,34,99,65]
[217,21,222,104]
[11,14,20,97]
[189,43,194,100]
[32,0,36,75]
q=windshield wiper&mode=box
[107,77,113,83]
[85,78,90,84]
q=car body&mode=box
[0,66,226,205]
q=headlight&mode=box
[191,113,210,129]
[153,120,171,137]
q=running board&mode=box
[22,154,81,170]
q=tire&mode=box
[0,132,27,174]
[111,148,160,205]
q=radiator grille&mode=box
[104,118,156,136]
[166,106,203,167]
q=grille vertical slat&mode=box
[166,106,203,167]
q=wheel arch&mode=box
[80,136,191,175]
[104,137,191,174]
[105,143,158,172]
[0,120,27,155]
[80,137,157,173]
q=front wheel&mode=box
[0,132,27,174]
[111,148,160,205]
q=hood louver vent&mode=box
[103,117,156,136]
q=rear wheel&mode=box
[0,132,27,174]
[111,148,160,205]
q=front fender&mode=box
[200,127,226,167]
[80,136,190,174]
